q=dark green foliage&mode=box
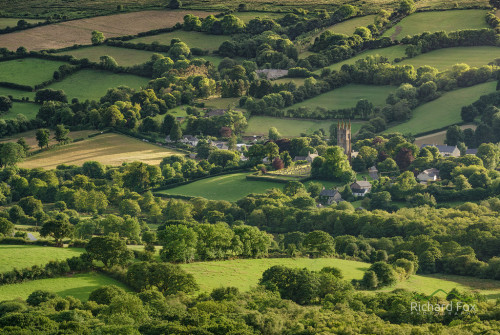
[86,236,134,268]
[88,285,126,305]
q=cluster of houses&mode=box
[318,180,372,206]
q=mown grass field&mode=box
[56,45,162,66]
[182,257,500,299]
[289,84,395,110]
[19,132,183,169]
[245,116,363,137]
[0,129,100,150]
[0,102,39,120]
[0,272,129,301]
[157,172,343,201]
[399,46,500,70]
[315,45,407,72]
[130,30,230,51]
[382,9,489,40]
[46,69,149,101]
[0,18,43,29]
[385,81,497,135]
[0,58,66,86]
[0,245,84,273]
[414,124,477,146]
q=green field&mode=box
[182,257,500,299]
[0,18,43,29]
[56,45,163,66]
[383,9,489,39]
[289,84,396,110]
[315,45,407,73]
[0,272,129,301]
[399,46,500,70]
[0,245,84,273]
[322,15,376,36]
[0,102,39,120]
[385,81,497,135]
[272,78,307,86]
[246,116,363,137]
[156,172,343,201]
[200,96,241,109]
[46,69,149,101]
[233,11,285,23]
[130,30,230,51]
[202,55,225,67]
[0,58,67,87]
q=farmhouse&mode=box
[417,168,440,184]
[319,188,343,205]
[211,141,229,150]
[165,135,199,146]
[293,152,318,163]
[466,148,478,155]
[350,181,372,197]
[421,144,460,157]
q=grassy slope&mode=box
[399,46,500,70]
[322,15,376,35]
[182,257,500,299]
[0,273,129,301]
[289,84,396,110]
[0,86,35,100]
[245,116,363,137]
[156,172,343,201]
[0,58,66,86]
[0,18,43,29]
[385,81,497,135]
[0,129,100,151]
[56,45,163,66]
[383,9,489,39]
[46,69,149,101]
[0,245,84,273]
[19,133,182,169]
[315,45,407,73]
[200,97,241,109]
[233,11,285,23]
[0,102,39,120]
[130,30,230,51]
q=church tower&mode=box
[337,120,352,162]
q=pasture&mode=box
[385,81,496,135]
[46,69,149,101]
[315,45,407,72]
[321,15,376,36]
[245,116,363,137]
[0,245,84,273]
[382,9,489,40]
[0,10,216,51]
[288,84,395,110]
[19,132,183,169]
[0,86,35,100]
[399,46,500,70]
[56,45,162,66]
[0,272,129,301]
[182,257,500,299]
[0,58,66,87]
[0,18,43,29]
[414,124,477,146]
[0,129,100,151]
[200,96,241,109]
[233,11,285,23]
[0,102,39,120]
[272,78,307,86]
[130,30,230,52]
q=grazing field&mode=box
[0,18,43,29]
[233,11,285,23]
[46,69,149,101]
[182,257,500,299]
[19,133,183,169]
[289,84,396,110]
[0,10,216,51]
[414,124,477,146]
[202,55,225,67]
[321,15,376,36]
[0,102,39,120]
[200,97,241,109]
[385,81,496,135]
[0,86,35,100]
[0,129,100,150]
[130,30,230,51]
[315,45,407,72]
[246,116,363,137]
[0,272,129,301]
[272,78,307,86]
[0,245,84,273]
[399,46,500,70]
[383,9,489,40]
[56,45,162,66]
[0,58,67,86]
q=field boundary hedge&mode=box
[152,169,250,192]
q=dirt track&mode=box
[0,10,215,51]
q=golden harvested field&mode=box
[19,133,183,169]
[0,129,100,150]
[0,10,216,51]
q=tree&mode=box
[445,125,464,146]
[54,124,70,144]
[0,96,12,112]
[99,55,118,70]
[0,142,25,167]
[17,137,30,154]
[86,236,133,268]
[399,0,416,14]
[40,218,74,246]
[477,143,500,170]
[280,151,292,167]
[89,285,127,305]
[169,121,182,142]
[168,0,182,8]
[369,191,392,210]
[159,224,198,263]
[311,146,355,183]
[268,127,281,141]
[361,270,378,289]
[36,129,50,149]
[91,30,105,45]
[303,231,335,256]
[368,262,397,287]
[272,157,284,170]
[284,181,305,196]
[0,217,14,236]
